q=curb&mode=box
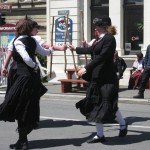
[0,92,150,105]
[41,93,150,105]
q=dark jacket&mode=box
[114,57,127,78]
[144,44,150,68]
[76,33,117,84]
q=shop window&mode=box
[124,0,143,4]
[1,0,7,3]
[91,0,109,6]
[124,1,143,52]
[91,0,109,39]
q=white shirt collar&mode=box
[99,32,107,39]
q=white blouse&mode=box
[133,59,143,70]
[13,35,53,68]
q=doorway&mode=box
[91,0,109,39]
[124,0,143,54]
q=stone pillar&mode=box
[109,0,124,56]
[142,0,150,55]
[84,0,91,43]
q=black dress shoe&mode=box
[87,135,106,143]
[9,140,28,150]
[119,123,128,137]
[133,94,144,99]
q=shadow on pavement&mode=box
[29,116,150,148]
[125,116,150,125]
[103,130,150,145]
[29,133,95,149]
[38,119,94,129]
[103,116,150,145]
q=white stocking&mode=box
[115,109,126,130]
[94,123,104,138]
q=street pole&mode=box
[46,0,51,79]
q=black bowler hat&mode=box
[93,17,111,27]
[30,21,40,29]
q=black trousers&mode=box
[139,68,150,94]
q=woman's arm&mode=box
[68,44,92,54]
[3,51,12,69]
[1,51,12,76]
[52,45,67,51]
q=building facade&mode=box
[1,0,150,82]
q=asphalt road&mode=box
[0,95,150,150]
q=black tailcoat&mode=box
[75,33,118,123]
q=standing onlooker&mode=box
[0,19,66,150]
[114,50,127,80]
[113,50,127,89]
[133,45,150,98]
[69,17,127,143]
[128,52,144,89]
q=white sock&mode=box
[115,109,126,130]
[95,123,104,138]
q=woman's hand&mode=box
[81,40,88,47]
[77,68,86,77]
[68,44,76,51]
[1,68,8,77]
[42,43,50,49]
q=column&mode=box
[109,0,124,55]
[143,0,150,55]
[84,0,91,42]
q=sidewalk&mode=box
[43,82,150,105]
[0,82,150,104]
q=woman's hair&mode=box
[136,52,143,59]
[15,19,33,37]
[106,26,117,35]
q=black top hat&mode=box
[93,17,111,27]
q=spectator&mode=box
[114,50,127,80]
[133,45,150,99]
[128,52,144,89]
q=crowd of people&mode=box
[0,15,149,149]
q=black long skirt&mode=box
[6,61,47,97]
[76,82,118,123]
[0,73,41,129]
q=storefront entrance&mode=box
[124,0,143,54]
[91,0,109,39]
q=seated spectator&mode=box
[128,52,144,89]
[114,50,127,80]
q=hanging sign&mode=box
[55,16,73,46]
[0,4,12,12]
[0,23,16,32]
[0,24,16,51]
